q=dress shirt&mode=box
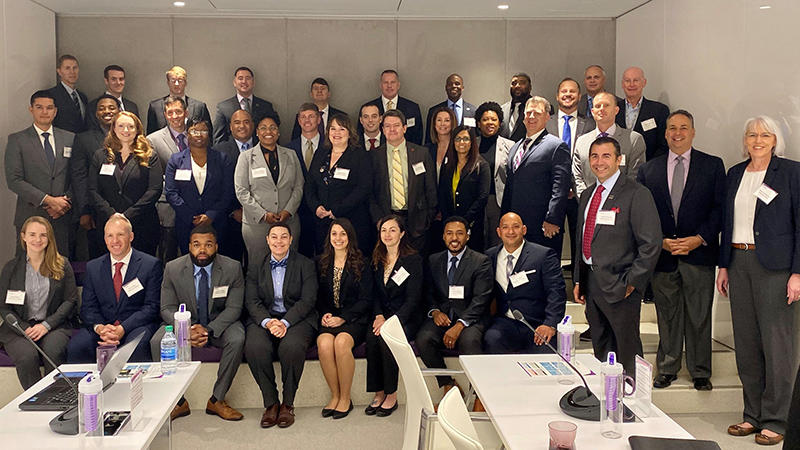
[320,105,330,129]
[236,94,253,111]
[387,140,410,209]
[448,98,464,125]
[169,126,187,147]
[625,98,642,130]
[558,109,578,151]
[595,123,617,138]
[234,138,253,152]
[61,81,84,118]
[363,132,382,150]
[193,261,213,305]
[732,169,766,244]
[301,134,320,156]
[25,258,51,328]
[33,124,56,158]
[191,156,207,195]
[382,95,399,112]
[582,169,621,264]
[496,243,524,293]
[110,249,133,280]
[667,148,691,192]
[105,91,128,112]
[260,253,291,329]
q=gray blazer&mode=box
[499,100,527,142]
[572,126,646,197]
[160,254,244,338]
[491,136,514,207]
[147,126,181,227]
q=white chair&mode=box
[438,387,484,450]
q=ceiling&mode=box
[33,0,650,18]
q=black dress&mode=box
[316,258,372,346]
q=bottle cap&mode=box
[608,352,616,365]
[165,325,174,332]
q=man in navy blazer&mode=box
[213,67,278,145]
[147,66,212,135]
[358,70,424,145]
[615,67,670,160]
[484,213,566,353]
[287,103,323,257]
[501,96,571,254]
[67,214,163,363]
[46,55,88,134]
[424,74,476,144]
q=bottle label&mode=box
[605,374,619,412]
[559,333,572,362]
[83,393,99,432]
[161,346,176,360]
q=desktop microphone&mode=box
[511,310,601,421]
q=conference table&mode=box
[0,362,200,449]
[459,354,693,449]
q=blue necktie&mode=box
[562,115,572,150]
[197,267,209,326]
[447,256,458,285]
[587,96,593,113]
[450,102,461,125]
[41,132,55,168]
[270,259,288,270]
[177,134,188,152]
[241,141,250,151]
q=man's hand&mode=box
[432,310,451,327]
[372,315,386,336]
[192,214,211,226]
[670,235,703,255]
[79,214,95,230]
[231,208,243,223]
[542,221,560,239]
[662,238,677,252]
[625,285,635,298]
[44,195,71,214]
[96,324,120,346]
[716,268,729,297]
[278,210,291,222]
[190,324,209,347]
[266,319,287,338]
[533,325,555,346]
[787,273,800,305]
[573,283,585,305]
[315,206,330,219]
[443,322,464,349]
[25,324,49,342]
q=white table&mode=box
[459,354,693,449]
[0,362,200,449]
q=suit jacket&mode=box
[80,249,163,331]
[545,113,594,151]
[213,95,278,145]
[371,253,424,331]
[164,147,234,230]
[304,145,372,227]
[86,96,139,130]
[478,135,513,208]
[438,158,490,228]
[369,141,438,238]
[287,135,319,179]
[719,156,800,272]
[160,254,244,338]
[572,126,646,197]
[5,126,75,227]
[359,96,424,145]
[316,258,372,325]
[574,174,662,304]
[147,95,212,135]
[424,99,476,144]
[636,148,725,271]
[245,250,318,328]
[425,248,493,326]
[290,106,346,141]
[500,98,530,142]
[47,83,88,133]
[213,139,247,206]
[615,97,670,160]
[72,126,107,216]
[147,126,182,227]
[0,254,77,330]
[486,241,566,328]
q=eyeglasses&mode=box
[454,136,471,143]
[258,125,279,132]
[188,130,209,136]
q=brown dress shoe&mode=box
[170,400,191,420]
[206,398,244,421]
[755,432,784,445]
[260,403,280,428]
[728,423,758,436]
[473,397,485,412]
[277,403,295,428]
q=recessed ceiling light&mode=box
[498,4,509,10]
[759,5,771,9]
[173,1,185,6]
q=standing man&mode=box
[359,70,423,145]
[424,74,476,144]
[500,73,533,143]
[358,103,384,151]
[573,136,661,376]
[501,96,571,254]
[47,55,88,134]
[636,110,725,391]
[287,103,322,257]
[291,78,345,140]
[615,66,670,160]
[213,66,278,145]
[87,65,139,125]
[578,65,612,120]
[147,66,212,135]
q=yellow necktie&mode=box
[386,99,395,111]
[391,147,405,210]
[304,140,314,170]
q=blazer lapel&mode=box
[655,156,674,216]
[519,129,548,168]
[680,150,700,207]
[121,252,142,305]
[755,156,780,219]
[119,154,139,189]
[513,242,532,274]
[180,151,202,197]
[405,144,419,201]
[593,176,627,243]
[27,127,52,174]
[452,250,471,285]
[183,257,199,317]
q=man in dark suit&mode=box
[67,214,163,363]
[213,66,278,145]
[244,223,318,429]
[416,217,493,388]
[290,78,345,141]
[147,66,212,135]
[150,225,245,421]
[46,55,87,134]
[501,96,571,254]
[573,136,661,377]
[578,65,610,120]
[500,73,533,143]
[424,74,476,144]
[636,110,725,391]
[358,103,384,151]
[359,70,424,145]
[287,103,322,257]
[484,212,566,353]
[5,90,75,254]
[369,109,438,252]
[615,66,670,161]
[87,65,139,131]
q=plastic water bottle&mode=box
[600,352,623,439]
[78,373,103,436]
[557,315,575,363]
[160,325,178,376]
[174,304,191,366]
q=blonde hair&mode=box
[105,213,133,234]
[525,96,552,115]
[166,66,187,80]
[742,115,785,158]
[103,111,153,167]
[19,216,65,280]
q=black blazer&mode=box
[147,95,212,135]
[359,96,424,145]
[47,83,88,134]
[424,99,476,144]
[287,136,316,179]
[637,149,726,271]
[615,97,670,160]
[291,106,347,141]
[245,251,319,328]
[438,157,490,229]
[719,156,800,272]
[371,253,423,331]
[213,95,278,144]
[0,254,77,330]
[425,248,493,326]
[305,146,372,223]
[316,258,372,325]
[72,126,107,216]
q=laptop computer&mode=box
[18,331,145,411]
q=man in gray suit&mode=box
[573,136,661,377]
[146,66,211,135]
[213,66,278,145]
[500,73,533,143]
[5,90,74,253]
[150,224,245,421]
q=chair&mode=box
[438,387,484,450]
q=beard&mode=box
[190,252,216,267]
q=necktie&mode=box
[391,147,405,210]
[41,132,55,168]
[241,142,250,151]
[506,254,515,287]
[197,267,209,327]
[270,259,288,270]
[240,97,251,113]
[450,103,461,124]
[511,102,524,130]
[113,262,124,301]
[386,99,395,111]
[598,132,609,138]
[588,96,593,113]
[512,138,532,171]
[318,111,326,137]
[177,134,188,152]
[582,185,606,260]
[562,115,573,150]
[71,91,83,118]
[304,139,314,170]
[447,256,458,285]
[671,156,685,223]
[368,138,377,150]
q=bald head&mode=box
[621,66,647,104]
[230,109,254,142]
[497,213,527,252]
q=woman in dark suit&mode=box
[88,111,162,255]
[475,102,513,248]
[0,216,77,389]
[438,126,490,251]
[426,106,456,180]
[716,115,800,446]
[164,118,234,254]
[304,113,373,256]
[365,215,423,417]
[316,218,371,419]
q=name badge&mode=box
[252,167,268,178]
[175,169,192,181]
[463,117,476,127]
[100,164,116,176]
[509,271,531,288]
[5,290,25,305]
[63,147,72,158]
[406,117,416,128]
[596,210,616,226]
[412,162,426,175]
[391,266,410,286]
[641,118,657,131]
[333,167,350,180]
[122,278,144,297]
[212,285,229,298]
[754,183,778,204]
[620,154,627,166]
[449,285,465,299]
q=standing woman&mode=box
[716,115,799,446]
[438,126,490,251]
[365,215,423,417]
[0,216,77,389]
[304,114,373,256]
[474,102,513,248]
[427,106,457,180]
[88,111,162,255]
[316,219,372,419]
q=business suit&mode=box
[290,106,346,141]
[71,125,108,258]
[147,126,183,262]
[67,249,163,363]
[438,158,491,251]
[478,135,513,249]
[244,251,318,407]
[213,95,278,145]
[615,97,670,160]
[86,96,139,130]
[147,95,212,135]
[416,248,492,386]
[574,173,661,376]
[150,254,245,401]
[88,149,162,255]
[212,139,249,262]
[637,149,725,379]
[501,130,571,253]
[424,99,476,144]
[500,98,529,143]
[360,96,424,145]
[234,144,304,267]
[47,83,88,133]
[545,113,594,151]
[573,126,646,197]
[0,255,77,389]
[358,132,385,151]
[164,147,234,254]
[316,258,372,341]
[5,125,75,254]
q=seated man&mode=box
[484,212,566,353]
[67,213,162,362]
[416,216,492,391]
[244,222,318,429]
[150,224,245,421]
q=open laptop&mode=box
[18,331,145,411]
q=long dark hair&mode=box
[371,214,417,269]
[445,125,479,175]
[429,106,457,145]
[319,218,364,282]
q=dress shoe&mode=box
[205,398,243,421]
[653,374,677,389]
[364,404,379,415]
[170,400,191,420]
[579,329,592,342]
[727,423,758,436]
[260,403,280,428]
[332,400,353,419]
[321,407,334,418]
[693,377,713,391]
[277,403,295,428]
[472,397,485,412]
[376,401,398,417]
[755,431,784,445]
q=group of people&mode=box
[1,54,798,446]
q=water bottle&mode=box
[78,373,103,436]
[557,315,576,385]
[600,352,636,439]
[174,304,191,366]
[160,325,178,376]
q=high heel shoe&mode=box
[332,401,353,419]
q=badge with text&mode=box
[596,210,617,226]
[620,154,627,166]
[449,285,465,299]
[463,117,476,127]
[5,290,24,305]
[63,147,72,158]
[175,169,192,181]
[412,162,426,175]
[391,266,410,286]
[333,167,350,180]
[212,285,229,298]
[641,118,657,131]
[252,167,268,178]
[754,183,778,205]
[100,163,116,176]
[407,117,416,128]
[510,271,533,288]
[122,278,144,297]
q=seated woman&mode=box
[316,218,372,419]
[0,216,77,389]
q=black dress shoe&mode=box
[376,401,398,417]
[321,407,334,418]
[332,401,353,419]
[653,374,677,389]
[579,329,592,342]
[693,377,713,391]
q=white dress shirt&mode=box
[558,109,578,151]
[33,124,56,157]
[110,248,133,280]
[496,242,524,293]
[191,157,207,195]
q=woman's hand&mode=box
[372,315,386,336]
[716,268,729,297]
[327,316,345,328]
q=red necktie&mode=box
[369,138,377,150]
[582,185,605,260]
[113,261,124,301]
